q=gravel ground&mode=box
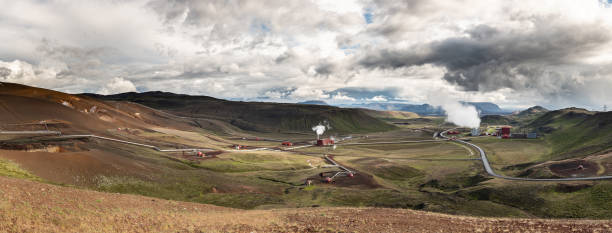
[1,176,611,232]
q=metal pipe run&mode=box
[0,130,61,135]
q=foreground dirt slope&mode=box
[1,177,610,233]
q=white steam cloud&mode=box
[312,121,331,139]
[428,92,481,128]
[312,124,326,136]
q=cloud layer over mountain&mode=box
[1,0,612,109]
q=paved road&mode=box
[440,130,612,181]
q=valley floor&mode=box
[1,176,610,233]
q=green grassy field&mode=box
[194,152,321,172]
[0,158,42,181]
[98,126,612,217]
[3,105,612,219]
[470,137,552,175]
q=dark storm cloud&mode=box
[314,62,336,76]
[358,18,612,92]
[274,50,294,64]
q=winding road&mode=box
[440,130,612,181]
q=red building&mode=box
[316,138,334,146]
[500,126,511,139]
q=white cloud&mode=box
[264,90,284,99]
[367,95,387,102]
[0,59,92,93]
[98,77,137,95]
[313,0,363,14]
[1,0,612,109]
[331,92,356,101]
[288,87,330,100]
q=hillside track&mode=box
[0,131,215,153]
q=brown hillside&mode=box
[0,82,197,135]
[1,176,610,232]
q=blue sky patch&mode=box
[363,10,373,24]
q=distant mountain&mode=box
[480,115,517,125]
[516,106,549,117]
[462,102,506,114]
[339,103,443,115]
[297,100,329,105]
[481,106,549,126]
[83,92,395,134]
[340,102,509,115]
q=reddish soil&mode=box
[308,171,381,189]
[1,176,611,233]
[206,150,224,156]
[0,82,200,137]
[0,148,155,186]
[229,145,259,150]
[170,150,223,161]
[549,160,599,177]
[0,140,86,152]
[309,155,381,189]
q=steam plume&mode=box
[428,91,481,128]
[312,121,330,139]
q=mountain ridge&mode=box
[81,91,395,134]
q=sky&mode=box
[1,0,612,110]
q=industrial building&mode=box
[316,138,334,146]
[498,126,510,139]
